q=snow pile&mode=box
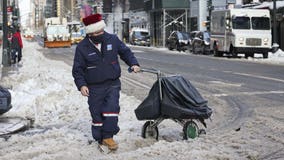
[268,49,284,63]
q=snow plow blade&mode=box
[44,41,71,48]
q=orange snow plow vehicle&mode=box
[43,17,71,48]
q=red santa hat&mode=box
[83,14,106,34]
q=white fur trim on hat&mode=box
[85,20,106,34]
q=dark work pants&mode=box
[88,85,120,143]
[18,48,22,62]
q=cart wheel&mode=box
[183,120,199,140]
[141,121,159,140]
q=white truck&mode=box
[210,8,271,58]
[44,17,71,48]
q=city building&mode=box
[3,0,282,50]
[189,0,208,32]
[144,0,190,47]
[0,0,20,29]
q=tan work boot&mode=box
[102,138,118,150]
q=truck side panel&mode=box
[210,9,271,58]
[210,10,228,52]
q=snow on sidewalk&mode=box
[0,40,282,160]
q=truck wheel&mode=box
[245,53,254,58]
[231,47,238,57]
[263,52,268,59]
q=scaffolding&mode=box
[145,0,190,47]
[149,8,189,47]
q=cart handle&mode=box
[128,67,162,76]
[128,67,163,101]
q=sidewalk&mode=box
[0,64,20,83]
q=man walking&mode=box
[11,28,23,63]
[72,13,140,151]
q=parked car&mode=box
[187,31,199,52]
[129,28,150,47]
[166,31,190,52]
[71,32,84,44]
[189,31,198,38]
[191,31,211,55]
[23,29,34,39]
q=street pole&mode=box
[272,0,278,52]
[273,0,276,41]
[112,0,115,34]
[121,0,124,42]
[35,4,37,29]
[2,0,10,67]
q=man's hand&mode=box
[80,86,89,97]
[131,65,140,73]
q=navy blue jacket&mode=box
[72,32,139,90]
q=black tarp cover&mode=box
[135,76,212,120]
[0,86,12,114]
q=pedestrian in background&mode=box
[72,13,140,151]
[11,28,23,63]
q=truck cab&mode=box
[210,9,271,58]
